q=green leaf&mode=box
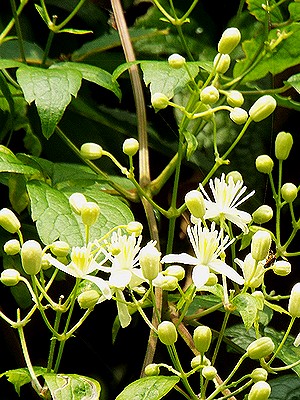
[44,373,100,400]
[287,73,300,94]
[0,147,38,174]
[232,293,258,330]
[0,59,25,69]
[58,28,93,35]
[16,65,82,138]
[140,61,199,99]
[289,2,300,22]
[247,0,283,23]
[115,376,180,400]
[0,367,47,396]
[274,94,300,111]
[269,374,300,399]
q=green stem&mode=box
[267,316,296,366]
[41,29,55,67]
[0,0,30,45]
[47,311,62,372]
[9,0,26,63]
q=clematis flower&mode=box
[162,221,244,289]
[199,173,254,233]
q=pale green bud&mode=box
[81,202,100,226]
[151,93,169,110]
[226,171,243,184]
[248,381,271,400]
[242,254,265,288]
[281,182,298,203]
[1,269,21,286]
[158,321,178,345]
[50,241,70,257]
[77,289,100,309]
[202,366,217,380]
[275,131,293,160]
[144,363,160,376]
[249,95,277,122]
[4,239,21,255]
[214,53,231,74]
[205,273,218,286]
[21,240,43,275]
[218,27,241,54]
[252,205,273,224]
[164,265,185,281]
[140,242,161,281]
[69,193,87,215]
[200,85,219,104]
[0,208,21,233]
[123,138,139,156]
[185,190,206,219]
[153,274,178,291]
[126,221,143,236]
[227,90,244,107]
[193,325,212,354]
[230,107,248,124]
[168,53,186,69]
[191,355,211,369]
[288,282,300,317]
[42,255,52,270]
[251,231,272,261]
[272,260,291,276]
[250,368,268,383]
[256,155,274,174]
[80,143,103,160]
[247,337,275,359]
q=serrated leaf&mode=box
[247,0,283,23]
[0,147,39,174]
[287,73,300,94]
[269,374,300,399]
[232,293,258,330]
[115,376,180,400]
[44,373,100,400]
[16,66,82,138]
[0,367,47,396]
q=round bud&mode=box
[242,254,265,289]
[272,260,291,276]
[218,27,241,54]
[144,363,160,376]
[246,337,275,359]
[252,205,273,224]
[4,239,21,255]
[50,241,70,257]
[230,107,248,124]
[191,355,211,369]
[227,90,244,107]
[226,171,243,184]
[250,368,268,383]
[42,255,52,270]
[164,265,185,281]
[168,53,186,69]
[81,202,100,226]
[0,208,21,234]
[202,366,217,380]
[123,138,139,156]
[140,242,161,281]
[248,381,271,400]
[69,193,87,215]
[200,85,219,104]
[193,325,212,354]
[153,274,178,291]
[205,273,218,286]
[255,155,274,174]
[281,182,298,203]
[251,230,272,261]
[185,190,206,219]
[21,240,43,275]
[275,131,293,160]
[1,269,21,286]
[214,53,231,74]
[288,282,300,318]
[77,289,100,309]
[151,93,169,110]
[126,221,143,236]
[157,321,178,345]
[80,143,103,160]
[249,95,277,122]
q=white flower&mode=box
[199,173,254,233]
[234,253,265,289]
[162,222,244,289]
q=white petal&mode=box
[86,275,112,300]
[209,259,244,285]
[192,265,210,289]
[44,254,84,278]
[161,253,198,265]
[109,270,131,289]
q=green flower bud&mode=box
[0,208,21,233]
[164,265,185,281]
[69,193,87,215]
[288,282,300,317]
[252,205,273,224]
[153,274,178,291]
[205,273,218,286]
[249,95,277,122]
[42,255,52,270]
[81,202,100,226]
[246,337,275,359]
[1,269,21,286]
[272,260,291,276]
[218,27,241,54]
[123,138,139,156]
[185,190,206,219]
[200,85,219,104]
[4,239,21,255]
[202,366,217,380]
[191,355,211,369]
[248,381,271,400]
[251,231,272,261]
[230,107,248,124]
[50,241,70,257]
[256,155,274,174]
[250,368,268,383]
[151,93,169,110]
[226,171,243,184]
[140,242,161,281]
[242,254,265,288]
[214,53,231,74]
[227,90,244,107]
[157,321,178,345]
[126,221,143,236]
[77,289,100,309]
[80,143,103,160]
[275,131,293,160]
[168,53,186,69]
[144,363,160,376]
[21,240,43,275]
[281,182,298,203]
[193,325,212,354]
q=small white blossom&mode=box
[162,222,244,289]
[199,173,254,233]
